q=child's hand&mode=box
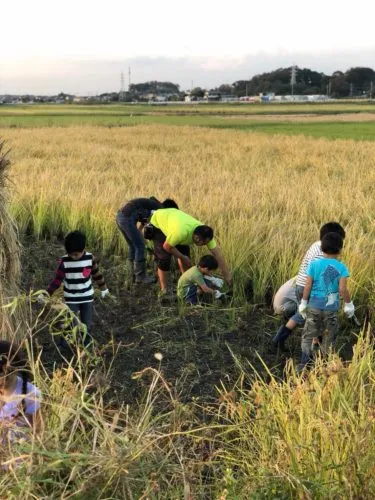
[101,288,110,299]
[298,299,308,319]
[214,290,223,299]
[344,301,355,318]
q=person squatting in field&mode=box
[0,341,42,468]
[116,197,179,284]
[273,277,299,320]
[297,232,354,372]
[39,230,109,346]
[147,207,232,297]
[271,222,347,352]
[177,254,225,305]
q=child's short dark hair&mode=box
[321,232,344,254]
[65,231,86,254]
[320,222,346,240]
[0,341,28,393]
[198,255,218,270]
[193,225,214,241]
[162,198,179,209]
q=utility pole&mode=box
[246,83,248,97]
[119,72,125,102]
[350,82,353,98]
[370,81,373,99]
[128,67,131,91]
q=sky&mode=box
[1,0,375,94]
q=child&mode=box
[297,232,354,372]
[0,341,41,448]
[272,222,346,351]
[177,255,223,305]
[41,230,109,345]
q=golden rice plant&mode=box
[213,328,375,499]
[0,139,20,338]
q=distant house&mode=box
[204,91,221,102]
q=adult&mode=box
[149,208,232,294]
[273,277,298,319]
[116,197,162,283]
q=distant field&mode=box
[1,101,375,116]
[1,103,375,140]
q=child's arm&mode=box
[198,282,217,295]
[339,277,351,303]
[299,275,313,316]
[92,257,109,295]
[339,277,355,317]
[302,276,313,301]
[47,260,65,296]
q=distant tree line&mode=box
[232,66,375,98]
[124,67,375,100]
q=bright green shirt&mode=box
[150,208,217,250]
[177,266,206,299]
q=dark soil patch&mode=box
[20,237,359,406]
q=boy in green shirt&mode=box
[177,255,223,304]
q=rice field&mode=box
[1,104,375,498]
[3,121,375,302]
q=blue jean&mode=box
[185,279,215,305]
[289,285,305,326]
[116,211,145,262]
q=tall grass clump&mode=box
[0,296,212,498]
[213,329,375,499]
[0,139,20,337]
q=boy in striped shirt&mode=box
[42,231,109,345]
[271,222,346,351]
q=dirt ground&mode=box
[20,237,358,405]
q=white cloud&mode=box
[1,49,375,95]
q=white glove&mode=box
[37,294,48,305]
[298,299,308,319]
[214,290,223,299]
[101,288,110,299]
[205,276,224,288]
[344,301,355,318]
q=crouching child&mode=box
[0,341,42,469]
[297,232,354,372]
[177,255,223,305]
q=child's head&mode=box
[198,254,218,275]
[162,198,179,209]
[193,226,214,247]
[65,230,86,260]
[0,341,25,395]
[320,222,346,241]
[321,232,344,255]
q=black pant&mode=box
[67,302,93,338]
[152,228,190,271]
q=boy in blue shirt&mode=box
[298,232,355,372]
